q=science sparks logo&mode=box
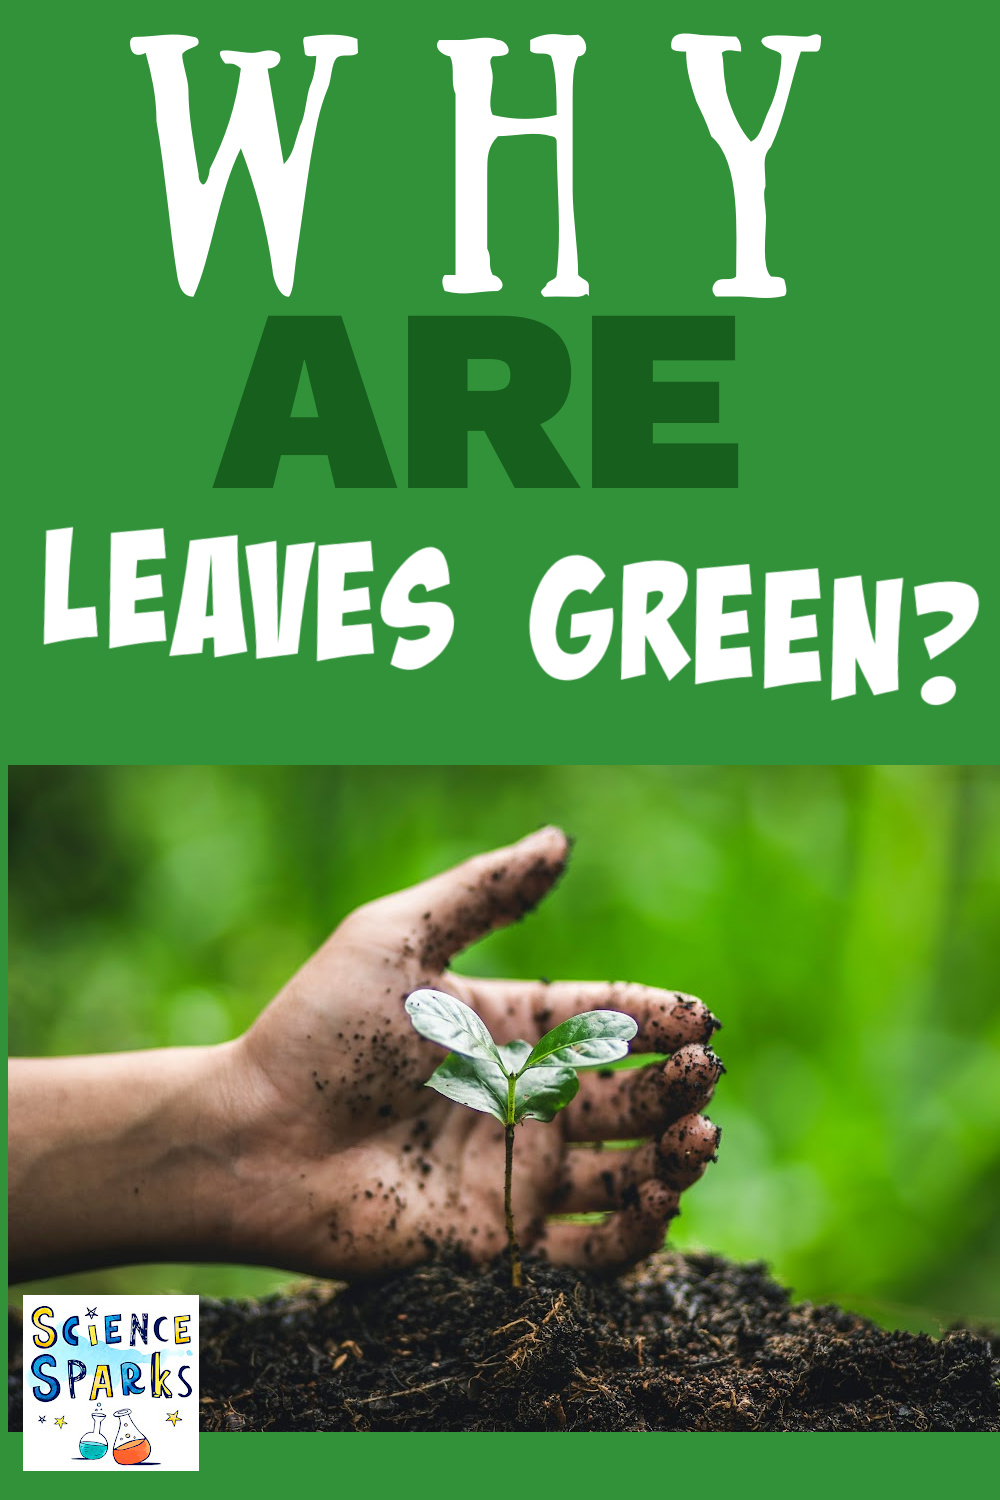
[22,1296,199,1472]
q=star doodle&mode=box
[86,1307,97,1319]
[165,1412,181,1426]
[54,1416,67,1429]
[38,1415,46,1423]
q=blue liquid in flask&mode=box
[79,1405,108,1460]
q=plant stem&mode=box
[504,1074,522,1289]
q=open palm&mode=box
[233,828,723,1280]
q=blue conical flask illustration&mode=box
[79,1404,108,1459]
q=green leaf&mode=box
[497,1039,532,1073]
[423,1051,508,1123]
[523,1009,638,1071]
[423,1045,578,1126]
[513,1063,580,1123]
[405,988,503,1067]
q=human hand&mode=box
[227,827,723,1280]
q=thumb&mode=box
[371,826,569,970]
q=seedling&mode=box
[405,988,637,1287]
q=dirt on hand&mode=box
[180,1252,999,1432]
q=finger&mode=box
[562,1044,723,1141]
[461,976,720,1050]
[553,1115,720,1211]
[358,827,569,970]
[538,1179,679,1271]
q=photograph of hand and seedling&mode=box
[8,765,999,1431]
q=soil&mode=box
[15,1252,993,1433]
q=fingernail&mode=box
[530,823,570,844]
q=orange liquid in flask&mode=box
[113,1437,151,1465]
[111,1411,151,1465]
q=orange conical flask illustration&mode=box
[111,1409,151,1465]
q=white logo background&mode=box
[22,1295,199,1472]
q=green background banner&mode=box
[5,0,995,763]
[8,1430,998,1487]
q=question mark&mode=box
[913,582,979,705]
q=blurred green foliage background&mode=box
[8,764,999,1331]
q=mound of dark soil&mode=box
[9,1253,997,1433]
[195,1252,997,1432]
